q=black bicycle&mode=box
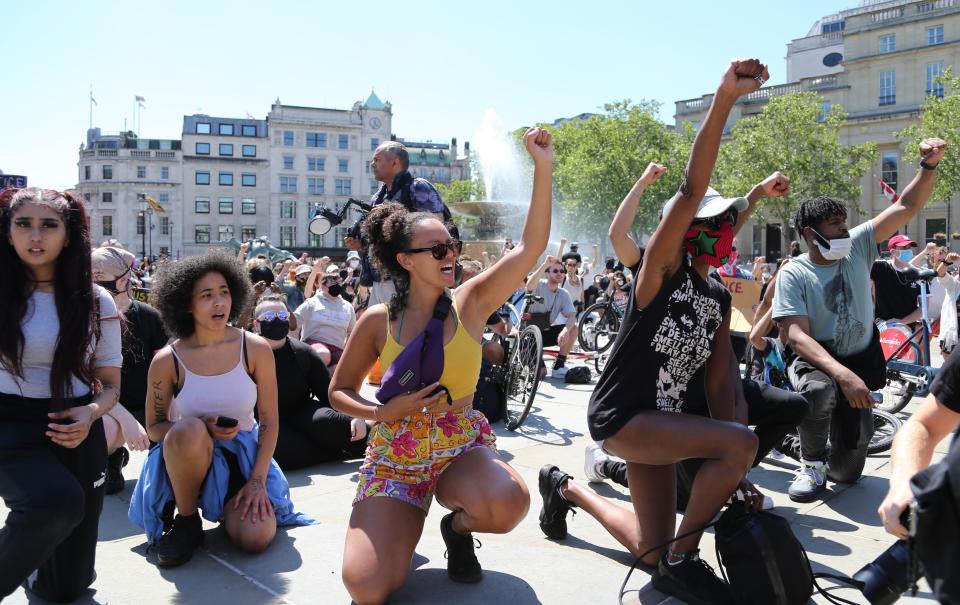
[578,297,623,354]
[485,294,544,431]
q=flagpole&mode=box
[89,85,93,130]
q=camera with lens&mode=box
[347,216,367,245]
[853,508,919,605]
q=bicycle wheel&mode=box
[594,351,609,375]
[868,409,902,455]
[504,325,543,431]
[577,303,603,352]
[878,372,914,414]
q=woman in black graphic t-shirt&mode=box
[536,61,769,605]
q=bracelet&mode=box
[920,159,938,171]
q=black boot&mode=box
[440,512,482,583]
[155,512,204,568]
[105,446,129,495]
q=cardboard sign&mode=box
[719,277,763,334]
[131,287,150,303]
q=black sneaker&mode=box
[538,465,575,539]
[651,550,735,605]
[105,446,129,495]
[440,512,482,583]
[154,512,204,568]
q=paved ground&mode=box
[4,358,951,604]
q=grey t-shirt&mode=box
[0,287,123,398]
[528,280,577,326]
[772,221,878,357]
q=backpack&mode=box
[472,359,504,423]
[564,366,592,384]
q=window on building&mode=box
[103,165,113,180]
[136,214,145,235]
[241,173,256,187]
[196,122,211,134]
[242,144,256,157]
[84,166,91,180]
[338,159,349,173]
[308,177,325,195]
[195,197,210,213]
[928,25,944,45]
[136,165,146,179]
[879,34,896,53]
[283,155,294,170]
[283,130,294,146]
[308,231,323,247]
[821,21,844,34]
[306,132,327,148]
[196,142,210,155]
[927,62,945,97]
[241,124,257,137]
[160,216,169,235]
[102,191,113,203]
[219,123,234,136]
[335,178,352,195]
[280,226,295,247]
[242,198,256,214]
[159,193,169,204]
[370,137,380,151]
[218,225,234,242]
[307,157,325,171]
[196,171,210,185]
[881,152,899,193]
[918,2,934,12]
[242,225,257,241]
[195,225,211,243]
[926,218,947,243]
[879,70,896,105]
[219,197,234,214]
[338,134,348,149]
[280,200,296,219]
[161,166,170,180]
[219,172,233,186]
[280,176,297,193]
[102,215,112,236]
[219,143,234,156]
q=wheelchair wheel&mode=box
[868,409,902,455]
[578,302,619,354]
[878,372,914,414]
[503,325,543,431]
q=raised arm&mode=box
[734,172,790,236]
[873,139,946,243]
[526,256,556,293]
[608,162,666,267]
[635,59,768,309]
[459,128,553,318]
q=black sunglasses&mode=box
[693,208,739,231]
[403,240,462,260]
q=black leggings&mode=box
[0,394,107,602]
[273,402,368,470]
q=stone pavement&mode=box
[4,367,950,605]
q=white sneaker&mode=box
[583,442,609,483]
[551,366,568,378]
[788,461,827,503]
[765,450,785,461]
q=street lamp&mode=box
[146,207,154,261]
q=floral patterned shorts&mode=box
[354,406,497,513]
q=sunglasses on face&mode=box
[548,268,564,274]
[403,240,462,260]
[693,208,739,231]
[257,310,289,322]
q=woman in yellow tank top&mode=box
[330,128,554,603]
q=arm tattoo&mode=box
[258,421,269,438]
[151,380,165,425]
[248,477,265,491]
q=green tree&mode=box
[715,92,876,249]
[436,180,475,204]
[547,100,692,243]
[898,69,960,204]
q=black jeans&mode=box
[601,379,809,505]
[0,394,107,602]
[273,402,368,470]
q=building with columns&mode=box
[75,128,183,257]
[674,0,960,259]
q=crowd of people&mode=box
[1,58,959,605]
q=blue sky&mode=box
[2,0,843,190]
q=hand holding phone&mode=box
[215,416,239,428]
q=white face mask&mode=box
[811,228,853,261]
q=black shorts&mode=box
[541,324,563,348]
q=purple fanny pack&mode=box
[375,295,452,405]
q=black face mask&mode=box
[96,279,122,295]
[258,318,289,340]
[327,284,343,298]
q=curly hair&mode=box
[149,248,251,338]
[0,188,97,409]
[793,196,847,237]
[361,202,442,319]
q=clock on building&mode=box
[369,117,382,130]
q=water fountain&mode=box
[450,109,530,257]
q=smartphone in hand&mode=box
[215,416,239,428]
